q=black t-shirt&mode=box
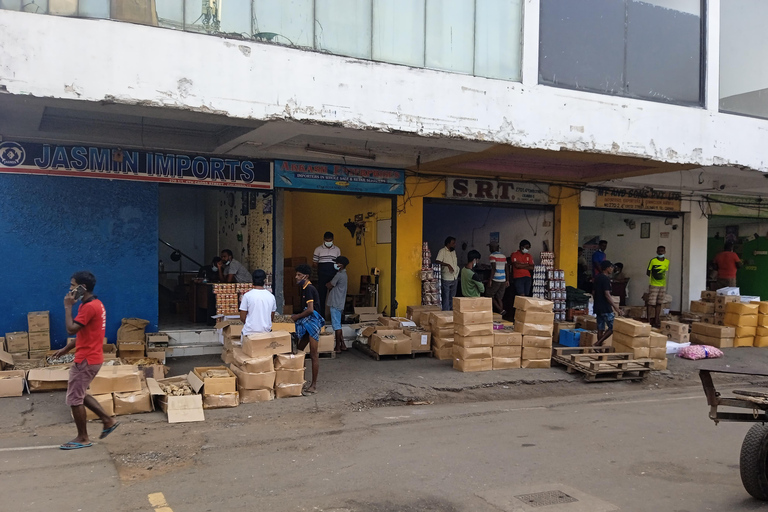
[301,282,321,312]
[593,273,613,315]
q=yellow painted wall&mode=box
[285,191,393,313]
[550,186,580,287]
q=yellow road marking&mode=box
[148,492,172,511]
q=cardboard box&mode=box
[580,331,600,347]
[433,346,453,360]
[27,367,71,391]
[612,341,650,359]
[454,334,494,348]
[494,331,522,346]
[649,332,667,348]
[370,330,412,355]
[145,333,170,344]
[726,302,759,316]
[113,381,153,415]
[239,388,274,403]
[513,297,554,312]
[271,322,296,333]
[221,349,234,365]
[493,345,522,358]
[378,316,401,328]
[753,302,768,315]
[193,366,237,395]
[274,353,305,370]
[521,359,551,369]
[613,318,652,337]
[493,357,521,370]
[230,364,276,390]
[514,322,554,337]
[5,332,29,353]
[302,333,335,353]
[403,329,432,352]
[758,326,768,337]
[754,336,768,348]
[724,313,758,327]
[431,327,454,338]
[85,393,114,421]
[514,311,555,325]
[354,307,379,323]
[701,290,717,301]
[147,373,204,423]
[454,311,494,325]
[275,368,305,385]
[242,331,292,358]
[690,301,715,314]
[452,297,492,313]
[691,322,736,338]
[89,365,143,395]
[522,347,551,359]
[735,336,755,347]
[407,305,441,324]
[431,336,454,349]
[455,323,494,336]
[691,332,734,348]
[553,322,576,343]
[757,315,768,328]
[117,340,145,359]
[103,343,117,355]
[612,332,650,348]
[652,358,668,371]
[429,311,454,327]
[649,347,667,359]
[734,325,758,338]
[453,345,493,360]
[116,318,150,342]
[27,311,50,332]
[202,392,239,409]
[453,358,492,372]
[522,335,553,348]
[661,321,688,337]
[717,287,740,296]
[275,382,304,398]
[0,370,26,397]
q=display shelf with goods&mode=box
[533,252,556,299]
[546,269,567,322]
[421,242,441,307]
[212,283,259,316]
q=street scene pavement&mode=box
[3,348,768,512]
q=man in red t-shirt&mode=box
[713,242,742,289]
[54,271,118,449]
[511,239,535,298]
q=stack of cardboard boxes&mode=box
[690,322,735,348]
[193,366,239,409]
[27,311,50,361]
[237,331,304,398]
[714,294,740,325]
[515,297,554,369]
[86,365,153,419]
[611,318,652,359]
[493,329,522,369]
[452,297,494,372]
[430,311,454,360]
[689,299,716,324]
[754,302,768,347]
[116,318,149,359]
[219,321,243,364]
[4,331,29,363]
[661,321,690,344]
[231,348,276,403]
[724,302,759,347]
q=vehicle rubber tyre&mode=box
[740,423,768,500]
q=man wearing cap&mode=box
[593,260,622,346]
[239,269,276,336]
[486,242,509,315]
[313,231,341,316]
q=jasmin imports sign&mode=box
[446,178,549,204]
[595,188,681,212]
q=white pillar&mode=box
[682,200,709,308]
[705,0,721,111]
[521,0,541,88]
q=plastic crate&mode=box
[559,328,587,347]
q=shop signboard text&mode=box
[595,188,681,212]
[274,160,404,195]
[0,141,271,189]
[446,178,549,204]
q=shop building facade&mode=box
[1,1,768,344]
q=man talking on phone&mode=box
[54,271,119,449]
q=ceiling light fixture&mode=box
[305,144,376,161]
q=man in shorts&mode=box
[593,261,622,346]
[54,271,118,449]
[486,242,509,315]
[646,246,670,328]
[326,256,349,353]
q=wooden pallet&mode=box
[552,346,652,382]
[353,341,426,361]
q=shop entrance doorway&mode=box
[707,216,768,298]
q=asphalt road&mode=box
[2,383,765,512]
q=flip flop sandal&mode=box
[60,442,93,450]
[99,421,121,440]
[302,389,317,396]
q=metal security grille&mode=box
[515,490,579,508]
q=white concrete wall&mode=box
[1,10,767,171]
[682,201,709,309]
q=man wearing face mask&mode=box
[511,240,535,298]
[435,237,458,311]
[197,257,222,282]
[460,250,485,298]
[646,246,670,328]
[292,264,325,394]
[313,232,341,317]
[219,249,251,283]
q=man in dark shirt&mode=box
[291,264,325,394]
[593,260,622,346]
[197,257,222,282]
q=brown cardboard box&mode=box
[378,316,402,328]
[85,393,114,420]
[454,323,494,336]
[757,315,768,328]
[146,349,167,365]
[493,357,521,370]
[716,294,740,308]
[584,317,598,331]
[522,347,551,359]
[754,336,768,348]
[302,333,335,353]
[521,359,551,368]
[692,322,736,338]
[735,336,755,347]
[243,331,292,358]
[117,340,145,359]
[0,370,26,397]
[354,307,379,323]
[453,358,492,372]
[403,329,432,352]
[649,332,667,349]
[690,301,715,314]
[117,318,150,342]
[194,366,237,395]
[724,312,758,327]
[202,392,239,409]
[493,345,522,358]
[579,331,600,347]
[612,332,650,348]
[522,335,552,348]
[272,322,296,333]
[89,365,143,395]
[494,331,523,346]
[275,368,305,385]
[701,290,717,301]
[28,349,47,362]
[652,358,668,370]
[429,312,455,327]
[27,366,71,391]
[453,297,492,313]
[406,304,440,322]
[758,326,768,337]
[431,336,454,349]
[147,373,204,423]
[370,330,412,355]
[726,302,759,316]
[454,334,494,348]
[275,382,304,398]
[514,322,554,336]
[433,346,454,359]
[702,314,717,324]
[691,332,734,348]
[613,318,652,337]
[453,345,493,360]
[553,322,576,343]
[513,296,554,312]
[223,323,244,339]
[114,380,154,415]
[661,321,688,337]
[5,332,29,353]
[514,311,555,325]
[753,302,768,315]
[230,364,276,390]
[145,333,170,345]
[431,327,454,338]
[27,311,50,332]
[649,347,667,359]
[274,353,305,370]
[612,341,650,359]
[454,311,494,325]
[239,388,274,403]
[221,349,234,365]
[734,325,758,338]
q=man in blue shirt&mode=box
[592,240,608,277]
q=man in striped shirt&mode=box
[486,242,510,315]
[313,231,341,316]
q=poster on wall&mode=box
[595,188,681,211]
[446,178,549,204]
[0,140,272,189]
[705,194,768,218]
[274,160,405,195]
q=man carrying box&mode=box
[646,246,670,328]
[292,264,325,395]
[54,271,119,450]
[594,261,622,346]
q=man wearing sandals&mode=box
[54,271,119,449]
[292,264,325,394]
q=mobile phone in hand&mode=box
[71,285,86,302]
